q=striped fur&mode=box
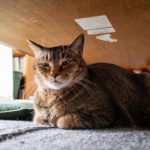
[27,34,150,129]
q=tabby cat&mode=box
[27,34,150,129]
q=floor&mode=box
[0,120,150,150]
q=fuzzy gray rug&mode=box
[0,120,150,150]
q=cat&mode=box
[27,34,150,129]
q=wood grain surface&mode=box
[0,0,150,65]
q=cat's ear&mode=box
[27,39,43,58]
[69,34,84,55]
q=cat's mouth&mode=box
[44,78,72,90]
[53,80,62,84]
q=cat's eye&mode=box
[62,60,70,66]
[42,63,49,67]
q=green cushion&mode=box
[0,100,34,120]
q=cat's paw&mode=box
[57,114,85,129]
[57,116,68,129]
[34,116,44,125]
[34,116,49,125]
[34,116,55,127]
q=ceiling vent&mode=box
[75,15,117,43]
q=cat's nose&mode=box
[51,74,59,78]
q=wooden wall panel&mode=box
[24,55,37,99]
[0,0,150,66]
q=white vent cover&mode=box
[96,34,118,43]
[75,15,117,42]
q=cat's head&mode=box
[27,34,87,90]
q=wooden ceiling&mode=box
[0,0,150,65]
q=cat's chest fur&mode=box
[34,85,101,112]
[34,88,64,125]
[33,83,114,127]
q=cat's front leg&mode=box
[34,115,55,127]
[34,115,46,125]
[56,114,91,129]
[33,105,54,126]
[33,105,47,125]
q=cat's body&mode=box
[27,34,150,129]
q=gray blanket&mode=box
[0,120,150,150]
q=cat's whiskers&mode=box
[80,78,97,86]
[73,80,92,93]
[26,83,37,99]
[19,80,35,88]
